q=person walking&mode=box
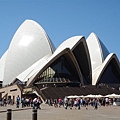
[36,97,42,109]
[77,98,81,110]
[16,95,20,108]
[64,97,68,109]
[68,98,73,109]
[94,99,98,110]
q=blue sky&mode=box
[0,0,120,60]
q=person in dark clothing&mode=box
[16,95,20,108]
[94,99,98,110]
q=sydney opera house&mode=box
[0,20,120,102]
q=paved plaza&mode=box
[0,104,120,120]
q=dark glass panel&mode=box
[98,59,120,84]
[73,42,91,84]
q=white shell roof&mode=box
[16,54,52,83]
[0,51,8,81]
[26,47,83,86]
[54,36,84,55]
[14,35,89,86]
[1,19,119,87]
[54,35,92,84]
[2,20,55,86]
[86,33,109,74]
[86,33,104,73]
[51,36,88,83]
[92,53,119,85]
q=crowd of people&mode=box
[0,95,118,111]
[45,96,117,110]
[17,96,43,109]
[0,95,43,110]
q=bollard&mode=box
[7,109,12,120]
[32,109,37,120]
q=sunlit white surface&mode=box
[16,54,52,83]
[86,33,111,83]
[0,51,8,81]
[18,35,33,47]
[2,20,55,86]
[86,33,103,73]
[54,36,83,56]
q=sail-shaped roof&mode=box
[2,20,55,86]
[93,53,120,85]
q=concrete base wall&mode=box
[0,84,22,104]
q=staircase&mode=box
[32,86,47,102]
